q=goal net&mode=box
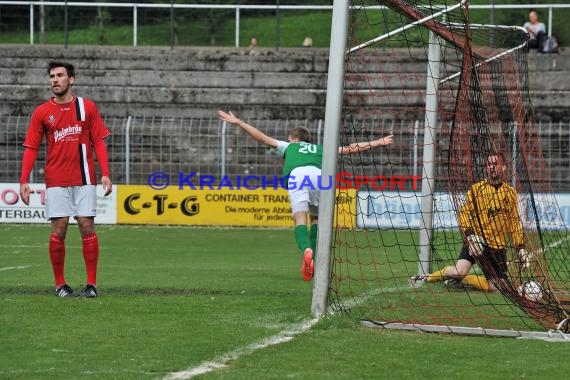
[328,0,570,335]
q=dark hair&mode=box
[47,61,75,78]
[288,127,312,143]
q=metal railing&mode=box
[469,3,568,38]
[2,115,570,192]
[1,2,569,48]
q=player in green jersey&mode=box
[218,110,393,281]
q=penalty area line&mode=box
[0,265,31,272]
[162,285,402,380]
[162,317,320,380]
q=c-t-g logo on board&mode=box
[123,193,199,216]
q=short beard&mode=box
[52,85,70,97]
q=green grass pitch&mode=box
[0,225,568,379]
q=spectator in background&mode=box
[524,9,546,50]
[249,37,258,49]
[248,37,259,56]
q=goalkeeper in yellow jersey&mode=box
[409,153,531,291]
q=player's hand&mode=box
[467,234,485,257]
[375,135,393,147]
[101,176,112,196]
[19,183,31,205]
[218,110,241,125]
[517,248,532,270]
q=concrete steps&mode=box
[0,44,568,121]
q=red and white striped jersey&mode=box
[23,96,110,188]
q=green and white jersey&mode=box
[276,141,323,177]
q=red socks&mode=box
[49,233,66,287]
[49,232,100,287]
[82,233,99,286]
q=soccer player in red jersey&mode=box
[19,62,112,298]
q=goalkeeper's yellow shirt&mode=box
[459,180,524,250]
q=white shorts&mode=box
[288,166,321,217]
[46,185,97,220]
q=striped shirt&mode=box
[23,96,110,188]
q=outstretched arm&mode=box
[218,110,278,148]
[338,135,393,155]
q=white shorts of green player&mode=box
[288,166,321,217]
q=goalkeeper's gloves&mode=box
[517,248,532,270]
[466,234,485,257]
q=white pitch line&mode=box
[165,248,565,380]
[162,317,320,380]
[533,235,569,257]
[544,235,570,250]
[0,244,45,248]
[0,265,31,272]
[162,285,402,380]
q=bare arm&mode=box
[218,110,278,148]
[338,135,393,155]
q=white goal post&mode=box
[311,0,349,317]
[311,0,462,317]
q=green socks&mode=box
[294,224,318,254]
[309,224,318,252]
[294,225,310,252]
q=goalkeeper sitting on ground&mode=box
[409,153,530,291]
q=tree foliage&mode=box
[1,1,568,45]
